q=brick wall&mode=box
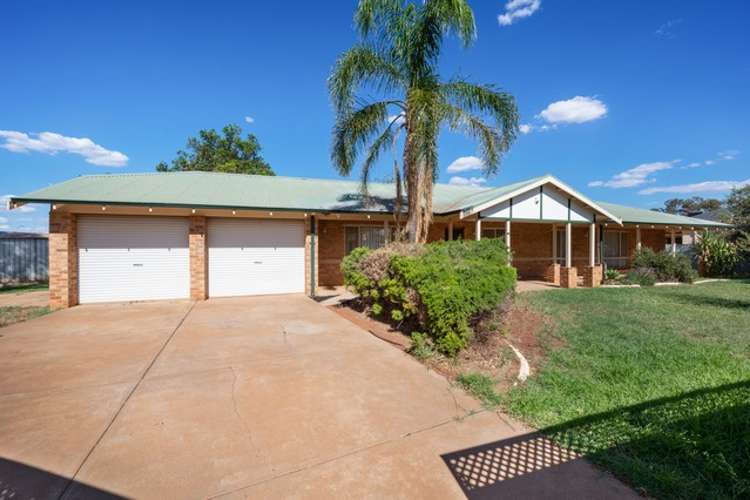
[48,211,78,309]
[189,216,207,300]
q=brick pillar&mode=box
[560,266,577,289]
[48,211,78,309]
[545,263,561,286]
[189,216,207,300]
[305,216,318,296]
[583,265,602,288]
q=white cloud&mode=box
[655,19,683,39]
[498,0,541,26]
[639,178,750,195]
[0,130,128,167]
[447,156,484,173]
[244,116,254,124]
[683,162,702,169]
[538,96,607,124]
[704,159,716,165]
[449,176,487,187]
[588,160,677,189]
[718,149,739,160]
[519,124,532,134]
[387,112,405,127]
[1,194,35,213]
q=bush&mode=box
[633,248,697,283]
[695,231,741,277]
[408,332,435,360]
[603,268,624,283]
[625,267,657,286]
[341,239,517,356]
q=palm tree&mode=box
[329,0,519,242]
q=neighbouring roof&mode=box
[11,171,729,227]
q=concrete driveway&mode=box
[0,295,636,499]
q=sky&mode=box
[1,0,748,233]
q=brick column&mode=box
[49,211,78,309]
[545,263,561,286]
[583,265,602,288]
[560,266,577,288]
[189,216,207,300]
[305,216,318,296]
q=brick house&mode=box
[9,172,727,309]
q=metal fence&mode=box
[0,237,49,283]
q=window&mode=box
[555,228,566,263]
[345,226,389,254]
[481,228,506,239]
[665,235,683,247]
[604,230,629,268]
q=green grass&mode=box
[0,306,50,328]
[0,283,48,294]
[505,280,750,500]
[457,372,503,408]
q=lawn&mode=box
[0,306,50,328]
[0,282,48,294]
[504,280,750,500]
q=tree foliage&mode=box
[726,185,750,236]
[653,196,723,216]
[156,124,274,176]
[329,0,518,242]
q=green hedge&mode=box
[632,248,697,283]
[342,239,516,355]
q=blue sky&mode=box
[1,0,748,232]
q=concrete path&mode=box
[0,295,637,499]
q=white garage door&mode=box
[78,216,190,304]
[208,218,305,297]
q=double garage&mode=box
[77,215,306,304]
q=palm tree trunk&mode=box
[403,131,421,243]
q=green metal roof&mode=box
[596,201,730,227]
[12,171,485,214]
[12,171,730,227]
[438,176,548,213]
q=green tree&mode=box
[329,0,518,242]
[653,196,723,216]
[156,124,274,175]
[726,185,750,236]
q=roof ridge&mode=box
[74,170,490,190]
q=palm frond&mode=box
[332,100,398,176]
[328,46,404,112]
[441,103,508,174]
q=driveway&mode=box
[0,295,636,499]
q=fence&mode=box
[0,237,49,283]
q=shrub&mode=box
[603,268,624,283]
[408,332,435,360]
[341,239,517,356]
[633,248,697,283]
[695,231,741,277]
[625,267,657,286]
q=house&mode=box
[9,172,727,309]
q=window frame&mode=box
[344,225,392,254]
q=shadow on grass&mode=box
[0,282,48,294]
[442,381,750,499]
[657,291,750,310]
[0,457,125,499]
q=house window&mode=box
[555,228,566,264]
[604,230,629,268]
[665,235,683,247]
[345,226,389,254]
[481,227,506,239]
